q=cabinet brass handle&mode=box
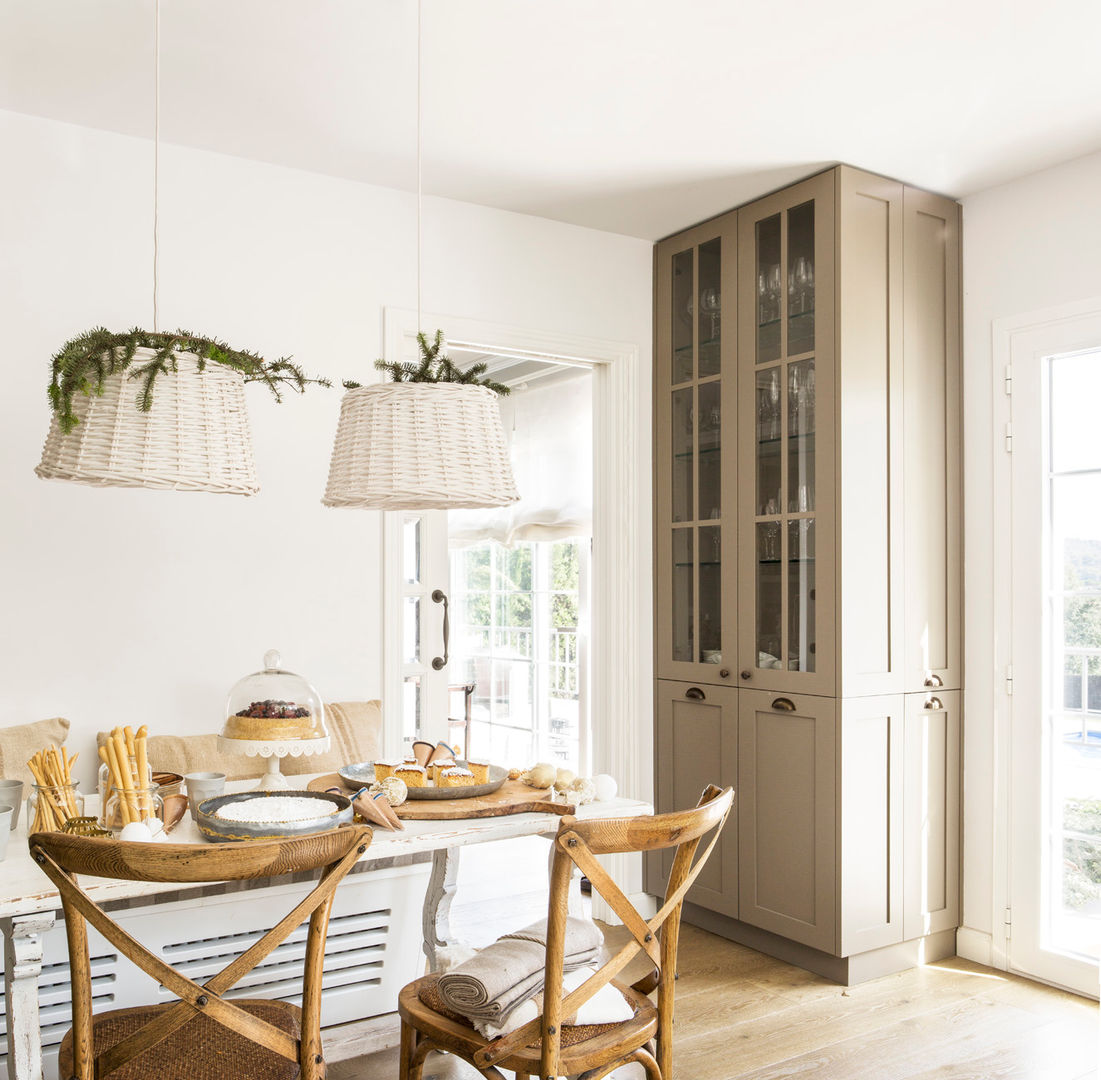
[740,670,752,680]
[719,668,731,679]
[431,589,450,671]
[771,697,797,712]
[924,696,944,711]
[924,673,944,688]
[685,687,706,701]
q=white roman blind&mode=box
[448,370,592,548]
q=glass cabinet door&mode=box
[656,221,736,682]
[739,174,833,693]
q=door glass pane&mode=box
[756,215,781,365]
[699,525,721,664]
[1047,350,1101,963]
[449,539,585,767]
[672,528,694,663]
[403,675,421,744]
[672,248,694,384]
[788,518,816,673]
[404,597,420,663]
[1051,352,1101,472]
[756,367,781,515]
[672,387,694,523]
[698,238,721,377]
[698,380,721,520]
[756,521,782,668]
[403,517,421,584]
[787,200,815,355]
[787,358,816,513]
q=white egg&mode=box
[592,774,618,802]
[120,821,153,843]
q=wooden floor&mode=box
[328,922,1099,1080]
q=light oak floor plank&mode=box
[330,923,1100,1080]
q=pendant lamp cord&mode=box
[152,0,161,333]
[416,0,422,334]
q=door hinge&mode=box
[1004,365,1013,395]
[1004,422,1013,452]
[1006,665,1014,696]
[1004,907,1012,938]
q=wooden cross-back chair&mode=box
[397,784,733,1080]
[29,824,371,1080]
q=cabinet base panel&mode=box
[680,901,957,986]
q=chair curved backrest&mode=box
[29,824,371,1080]
[474,784,734,1079]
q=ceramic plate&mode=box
[338,762,508,799]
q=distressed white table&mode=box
[0,780,651,1080]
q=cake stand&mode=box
[217,735,332,791]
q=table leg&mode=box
[2,912,55,1080]
[421,847,459,972]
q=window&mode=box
[449,539,587,767]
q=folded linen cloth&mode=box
[437,916,604,1024]
[472,964,634,1039]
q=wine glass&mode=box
[700,286,721,341]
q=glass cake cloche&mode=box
[220,650,329,790]
[223,650,328,743]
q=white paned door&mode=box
[1006,307,1101,998]
[385,510,452,757]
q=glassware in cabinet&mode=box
[657,217,735,680]
[739,173,833,693]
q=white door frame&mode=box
[991,295,1101,997]
[380,308,653,834]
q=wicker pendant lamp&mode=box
[34,0,260,496]
[321,0,518,511]
[36,350,259,495]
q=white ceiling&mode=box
[3,0,1100,240]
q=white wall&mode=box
[0,109,651,790]
[960,149,1101,959]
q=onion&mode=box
[526,763,557,789]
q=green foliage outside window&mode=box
[1064,799,1101,909]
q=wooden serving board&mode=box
[307,773,574,820]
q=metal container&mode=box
[338,762,507,800]
[194,790,352,843]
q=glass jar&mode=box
[98,759,154,826]
[103,787,164,834]
[222,649,327,744]
[27,782,84,833]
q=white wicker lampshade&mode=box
[35,348,259,495]
[322,382,520,510]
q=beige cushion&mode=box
[96,701,383,782]
[0,717,70,787]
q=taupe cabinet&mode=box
[649,165,962,978]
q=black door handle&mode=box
[685,687,706,701]
[431,589,449,671]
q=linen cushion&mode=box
[96,700,382,781]
[0,717,70,787]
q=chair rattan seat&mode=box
[58,999,302,1080]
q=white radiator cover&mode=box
[0,861,430,1079]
